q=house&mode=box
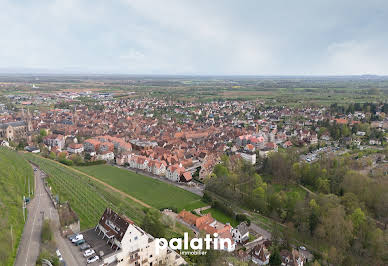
[180,171,193,183]
[369,139,382,145]
[96,151,115,161]
[153,161,167,176]
[1,140,9,147]
[44,134,65,150]
[166,165,185,182]
[84,138,101,152]
[237,144,257,165]
[282,140,293,148]
[25,145,40,153]
[232,222,249,244]
[95,208,186,265]
[320,132,331,141]
[178,211,235,252]
[279,249,307,266]
[67,143,84,154]
[251,243,270,265]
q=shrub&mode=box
[41,220,53,243]
[202,191,213,203]
[236,214,251,226]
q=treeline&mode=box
[42,151,106,167]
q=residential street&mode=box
[15,165,82,266]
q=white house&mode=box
[165,165,185,182]
[153,161,166,176]
[96,208,186,266]
[232,222,250,244]
[96,151,115,161]
[67,143,84,154]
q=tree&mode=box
[84,153,91,161]
[48,151,56,160]
[341,193,359,214]
[40,129,47,137]
[141,209,166,238]
[350,208,366,232]
[317,206,353,250]
[269,248,282,266]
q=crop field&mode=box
[22,154,146,229]
[74,164,207,211]
[0,148,33,266]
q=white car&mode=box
[300,246,307,251]
[56,249,63,261]
[84,249,95,257]
[87,255,99,264]
[71,234,83,243]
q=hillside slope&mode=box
[0,148,33,266]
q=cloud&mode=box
[317,40,388,75]
[0,0,387,75]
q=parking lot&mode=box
[64,232,103,266]
[63,228,120,265]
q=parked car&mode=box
[300,246,307,251]
[68,234,77,241]
[74,239,85,246]
[87,256,99,264]
[83,249,95,257]
[79,243,91,250]
[56,249,63,261]
[71,234,83,243]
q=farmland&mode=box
[0,148,33,266]
[74,164,207,211]
[22,153,146,229]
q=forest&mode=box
[205,151,388,265]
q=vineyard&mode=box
[0,148,33,266]
[22,153,146,229]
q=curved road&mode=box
[14,165,82,266]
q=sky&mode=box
[0,0,387,75]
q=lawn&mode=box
[74,164,207,211]
[201,208,238,227]
[0,148,34,266]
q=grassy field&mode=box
[201,208,238,227]
[0,148,34,266]
[22,153,147,229]
[74,164,207,211]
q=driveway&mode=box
[15,165,83,266]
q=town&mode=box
[0,75,387,266]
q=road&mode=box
[15,165,82,266]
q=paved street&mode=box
[15,165,83,266]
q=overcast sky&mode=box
[1,0,387,75]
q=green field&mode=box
[22,154,146,229]
[74,165,207,211]
[0,148,34,266]
[201,208,238,227]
